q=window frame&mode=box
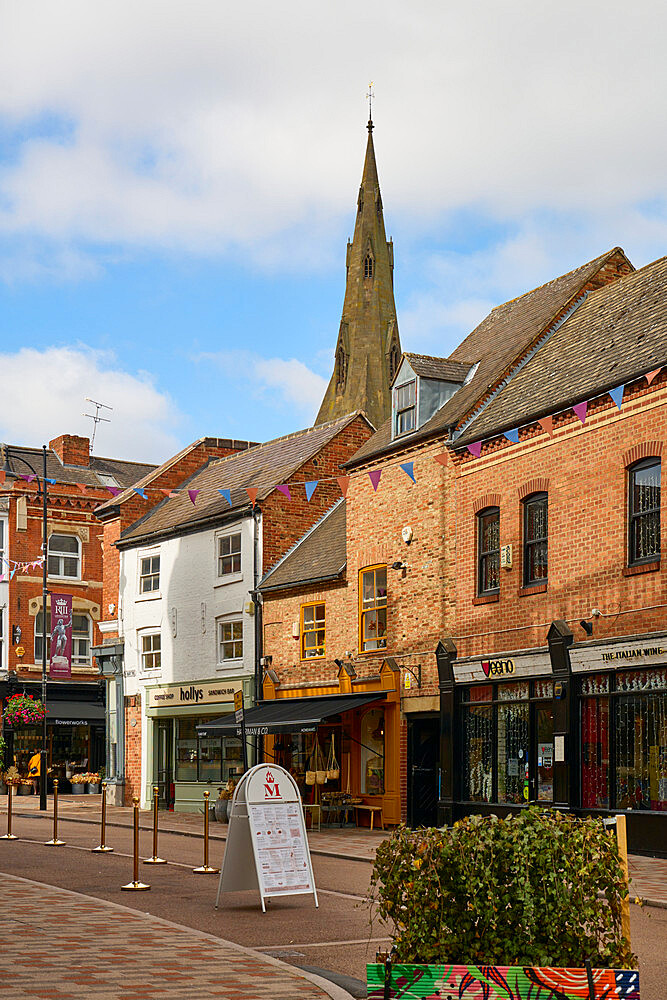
[523,492,548,587]
[47,532,81,580]
[300,602,326,660]
[393,379,417,437]
[628,457,661,566]
[477,507,500,596]
[138,550,161,596]
[359,564,388,653]
[216,530,242,580]
[140,631,161,673]
[217,618,244,664]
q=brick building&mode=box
[0,434,154,788]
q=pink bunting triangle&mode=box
[538,416,554,438]
[106,486,123,497]
[336,476,350,497]
[368,469,382,492]
[467,442,482,458]
[645,367,662,385]
[276,484,292,501]
[573,401,588,425]
[246,488,258,508]
[188,490,200,505]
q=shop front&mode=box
[437,627,667,855]
[199,659,401,826]
[144,676,252,812]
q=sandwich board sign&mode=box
[215,763,318,913]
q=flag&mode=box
[609,384,625,410]
[305,481,318,502]
[400,462,415,483]
[106,486,123,497]
[538,416,554,438]
[467,442,482,458]
[218,489,232,506]
[434,453,448,466]
[368,470,382,492]
[336,476,350,497]
[20,473,36,483]
[49,593,72,680]
[573,401,588,425]
[188,490,200,505]
[133,487,148,499]
[246,488,258,507]
[276,484,292,501]
[646,367,662,385]
[504,428,520,444]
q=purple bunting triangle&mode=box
[368,469,382,492]
[609,384,625,410]
[276,484,292,501]
[573,401,588,425]
[400,462,415,483]
[133,487,147,499]
[305,480,318,502]
[106,486,123,497]
[504,428,519,444]
[218,489,232,506]
[20,473,36,482]
[467,441,482,458]
[188,489,200,505]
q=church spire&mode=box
[315,106,401,429]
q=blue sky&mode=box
[2,1,667,461]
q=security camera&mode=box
[590,608,601,618]
[401,526,413,544]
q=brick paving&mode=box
[2,873,347,999]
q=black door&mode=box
[156,720,173,808]
[408,715,440,827]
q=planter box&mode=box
[367,964,640,999]
[71,784,86,795]
[86,784,100,794]
[17,784,32,796]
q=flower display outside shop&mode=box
[70,772,100,784]
[3,694,45,727]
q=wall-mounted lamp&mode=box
[579,620,594,636]
[391,560,406,571]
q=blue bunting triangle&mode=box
[400,462,416,483]
[504,428,520,444]
[609,384,625,410]
[305,480,318,502]
[218,489,232,506]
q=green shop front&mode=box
[144,677,253,812]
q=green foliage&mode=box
[0,734,7,771]
[369,808,635,969]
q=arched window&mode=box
[48,533,81,579]
[335,346,347,389]
[364,254,374,279]
[523,492,548,585]
[628,457,661,564]
[477,507,500,595]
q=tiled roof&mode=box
[118,412,369,546]
[347,247,632,467]
[456,254,667,445]
[259,500,346,592]
[401,353,472,384]
[0,443,155,489]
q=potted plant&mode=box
[85,772,101,793]
[2,694,45,727]
[70,773,87,795]
[216,778,236,822]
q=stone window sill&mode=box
[519,583,548,596]
[623,560,660,577]
[472,593,499,606]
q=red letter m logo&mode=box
[264,783,280,797]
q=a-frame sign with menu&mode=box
[215,763,318,913]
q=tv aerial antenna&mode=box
[83,397,113,453]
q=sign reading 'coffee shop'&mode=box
[146,678,242,710]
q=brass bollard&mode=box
[121,797,150,891]
[193,790,219,874]
[92,781,113,853]
[45,779,66,846]
[143,785,166,864]
[0,783,19,840]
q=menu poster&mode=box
[249,801,312,896]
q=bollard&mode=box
[0,783,19,840]
[143,785,166,864]
[92,781,113,853]
[193,790,220,874]
[121,797,150,891]
[45,779,66,846]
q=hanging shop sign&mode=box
[454,650,552,684]
[49,593,72,680]
[216,763,318,913]
[570,636,667,673]
[146,678,242,710]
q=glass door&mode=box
[535,704,554,802]
[155,720,173,809]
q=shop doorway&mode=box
[155,720,173,809]
[533,703,554,803]
[407,715,439,827]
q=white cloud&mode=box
[0,346,183,462]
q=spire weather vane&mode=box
[83,397,113,453]
[366,82,374,128]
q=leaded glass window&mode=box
[523,493,548,585]
[629,458,660,564]
[477,508,500,594]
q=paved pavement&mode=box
[3,792,666,907]
[3,872,352,1000]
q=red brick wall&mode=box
[124,694,142,805]
[453,374,667,659]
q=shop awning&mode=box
[46,701,105,722]
[197,691,387,738]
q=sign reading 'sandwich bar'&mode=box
[146,678,242,710]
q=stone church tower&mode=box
[315,118,401,429]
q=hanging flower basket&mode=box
[3,694,46,727]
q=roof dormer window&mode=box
[394,380,416,436]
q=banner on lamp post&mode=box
[49,593,72,679]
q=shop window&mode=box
[48,533,81,579]
[35,611,91,666]
[523,493,548,585]
[139,552,160,594]
[628,458,661,564]
[614,669,667,811]
[301,603,325,659]
[360,565,387,652]
[581,674,610,810]
[497,701,529,803]
[535,705,554,802]
[175,717,199,781]
[217,532,241,577]
[361,708,385,794]
[462,688,493,802]
[394,381,416,436]
[477,508,500,594]
[141,632,161,672]
[217,619,243,662]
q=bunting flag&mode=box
[305,480,318,502]
[160,489,173,497]
[539,416,554,438]
[45,478,57,484]
[76,483,88,493]
[106,486,123,497]
[246,487,258,507]
[336,476,350,497]
[20,473,36,483]
[188,490,200,505]
[646,367,662,385]
[504,428,520,444]
[0,574,4,582]
[400,461,415,483]
[609,384,625,410]
[467,442,482,458]
[133,488,148,499]
[0,471,6,485]
[368,469,382,492]
[276,484,292,501]
[218,488,232,506]
[573,401,588,425]
[434,453,448,466]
